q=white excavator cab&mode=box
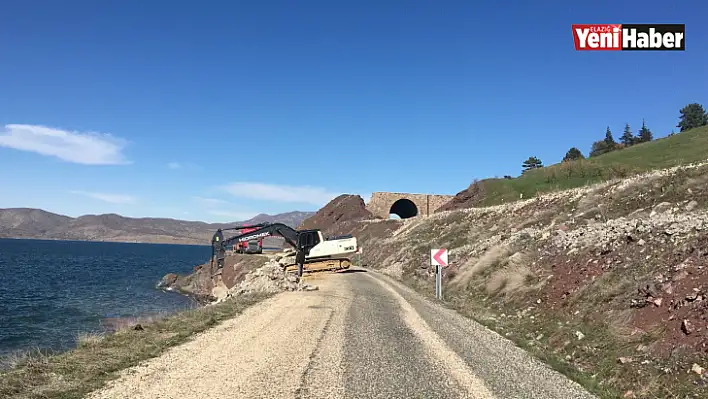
[306,232,357,260]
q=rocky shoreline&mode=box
[156,272,217,305]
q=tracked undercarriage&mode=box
[281,257,352,274]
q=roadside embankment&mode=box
[328,162,708,398]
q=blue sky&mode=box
[0,0,706,222]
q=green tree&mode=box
[562,147,584,162]
[521,156,543,172]
[677,103,708,132]
[620,123,635,146]
[637,119,653,143]
[589,140,611,157]
[604,126,617,149]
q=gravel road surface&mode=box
[88,268,596,399]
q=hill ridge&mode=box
[0,208,314,245]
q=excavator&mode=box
[210,222,358,277]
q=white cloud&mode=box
[192,196,230,206]
[69,190,137,204]
[207,210,259,221]
[167,162,203,171]
[220,182,339,206]
[0,124,130,165]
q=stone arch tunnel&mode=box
[366,192,455,219]
[389,198,418,219]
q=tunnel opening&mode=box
[389,198,418,219]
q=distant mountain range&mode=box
[0,208,315,245]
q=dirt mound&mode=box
[436,180,487,212]
[297,194,373,231]
[222,260,318,299]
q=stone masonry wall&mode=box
[366,192,454,219]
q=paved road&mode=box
[88,268,596,399]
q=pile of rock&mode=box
[550,201,708,251]
[223,259,318,299]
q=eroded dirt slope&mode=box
[436,180,488,212]
[339,162,708,398]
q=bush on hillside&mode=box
[589,140,611,157]
[562,147,584,162]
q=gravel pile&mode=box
[224,260,318,299]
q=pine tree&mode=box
[604,126,617,149]
[521,156,543,172]
[677,103,708,132]
[620,123,635,146]
[637,119,653,143]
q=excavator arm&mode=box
[210,222,319,276]
[225,222,300,248]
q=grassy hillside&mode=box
[470,125,708,207]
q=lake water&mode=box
[0,238,210,356]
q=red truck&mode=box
[232,225,263,254]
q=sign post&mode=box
[430,248,448,300]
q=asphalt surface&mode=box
[88,267,596,399]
